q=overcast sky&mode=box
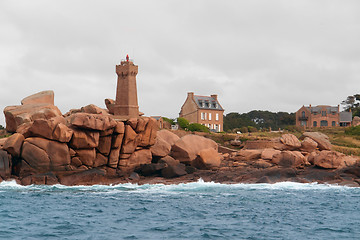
[1,0,359,126]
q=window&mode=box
[320,120,328,127]
[302,111,305,118]
[313,121,317,127]
[205,102,209,108]
[204,113,207,120]
[322,111,326,116]
[201,112,205,120]
[209,113,212,120]
[301,121,307,126]
[216,113,219,121]
[212,102,217,108]
[332,121,336,126]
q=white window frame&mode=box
[201,112,205,120]
[209,113,212,120]
[216,113,219,121]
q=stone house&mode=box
[296,105,352,128]
[179,92,224,132]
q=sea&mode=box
[0,179,359,240]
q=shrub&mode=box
[240,126,248,133]
[0,125,4,130]
[176,117,190,130]
[162,117,175,125]
[345,125,360,136]
[187,123,210,133]
[248,126,258,132]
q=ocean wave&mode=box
[0,178,357,194]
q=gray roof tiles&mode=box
[193,95,224,110]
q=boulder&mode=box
[138,117,158,147]
[161,163,187,178]
[121,125,140,154]
[252,159,273,169]
[21,172,58,185]
[112,133,124,149]
[127,118,138,130]
[71,157,82,167]
[94,152,108,168]
[0,150,12,179]
[114,121,125,134]
[108,148,120,168]
[353,116,360,126]
[300,137,318,152]
[135,118,147,133]
[81,104,108,115]
[16,122,32,138]
[105,99,115,114]
[261,148,281,160]
[136,163,167,176]
[313,151,358,169]
[150,137,171,157]
[192,148,221,170]
[171,134,218,164]
[97,135,112,156]
[301,132,332,150]
[230,140,242,147]
[157,130,180,146]
[69,113,117,131]
[3,133,24,157]
[21,137,70,172]
[75,149,96,167]
[29,118,73,143]
[158,156,180,166]
[272,151,306,168]
[69,128,99,149]
[118,149,152,173]
[280,134,301,150]
[21,90,54,105]
[58,168,107,186]
[235,149,263,161]
[4,104,62,132]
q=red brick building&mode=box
[179,92,224,132]
[296,105,352,128]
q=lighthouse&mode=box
[113,55,139,118]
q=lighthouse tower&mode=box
[113,55,139,118]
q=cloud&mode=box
[1,0,360,127]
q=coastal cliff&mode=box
[1,91,360,186]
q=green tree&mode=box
[341,94,360,116]
[176,117,189,130]
[0,125,4,130]
[187,123,210,133]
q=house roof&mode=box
[193,95,224,110]
[305,105,338,114]
[339,111,352,122]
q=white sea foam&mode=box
[0,178,357,194]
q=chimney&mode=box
[188,92,194,98]
[338,104,340,112]
[211,94,218,100]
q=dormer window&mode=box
[212,102,217,108]
[199,100,204,107]
[205,101,209,108]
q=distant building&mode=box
[296,105,352,128]
[179,92,224,132]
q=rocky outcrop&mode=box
[3,133,24,157]
[301,132,332,150]
[4,104,62,133]
[192,148,221,170]
[21,90,55,106]
[171,134,218,164]
[313,151,358,169]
